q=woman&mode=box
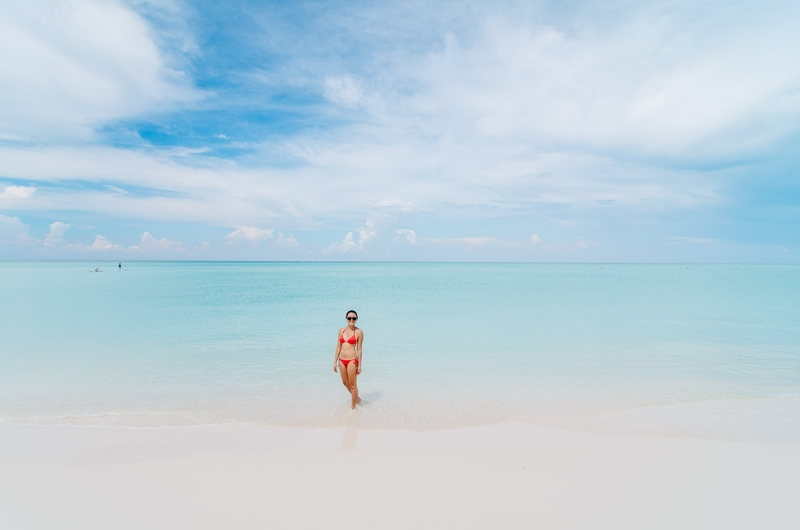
[334,310,363,409]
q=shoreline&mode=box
[3,393,798,443]
[2,422,798,529]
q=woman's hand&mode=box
[357,366,361,375]
[333,363,338,373]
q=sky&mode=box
[1,0,799,261]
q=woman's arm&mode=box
[356,329,364,374]
[333,328,342,372]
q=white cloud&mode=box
[0,144,713,235]
[358,221,376,248]
[0,214,33,243]
[325,222,375,253]
[395,229,419,245]
[324,74,362,107]
[43,221,70,247]
[326,232,357,253]
[195,241,210,250]
[529,234,541,245]
[224,226,274,245]
[404,7,800,161]
[0,2,798,262]
[0,185,36,200]
[68,231,183,252]
[275,232,299,247]
[0,0,198,141]
[131,231,184,252]
[86,235,123,251]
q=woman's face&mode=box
[346,313,358,325]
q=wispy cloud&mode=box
[670,236,714,244]
[324,74,362,107]
[224,226,274,245]
[0,0,199,142]
[375,200,413,212]
[1,1,798,261]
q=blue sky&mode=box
[1,0,799,261]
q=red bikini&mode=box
[339,357,358,367]
[339,331,357,344]
[339,330,359,367]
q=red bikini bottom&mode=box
[340,358,359,367]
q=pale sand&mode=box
[1,422,798,529]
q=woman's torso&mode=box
[339,327,359,359]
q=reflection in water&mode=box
[341,428,358,450]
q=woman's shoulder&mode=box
[356,327,364,335]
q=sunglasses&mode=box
[347,317,357,321]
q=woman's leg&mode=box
[339,361,351,394]
[346,361,359,409]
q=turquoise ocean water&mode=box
[1,262,799,440]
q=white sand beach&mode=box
[1,422,798,530]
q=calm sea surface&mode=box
[1,262,799,439]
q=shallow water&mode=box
[1,262,799,439]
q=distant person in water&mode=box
[118,262,122,269]
[334,310,363,409]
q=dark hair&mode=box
[346,310,358,319]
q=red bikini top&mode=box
[340,330,357,344]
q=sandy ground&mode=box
[1,422,798,529]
